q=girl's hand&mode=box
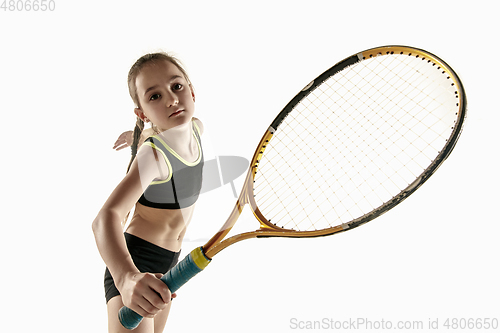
[119,272,174,318]
[113,131,133,151]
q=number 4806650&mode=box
[1,0,56,11]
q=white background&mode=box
[1,1,498,332]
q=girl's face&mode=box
[134,60,195,132]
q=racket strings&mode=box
[254,54,459,232]
[256,130,338,231]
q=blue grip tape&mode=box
[119,247,210,330]
[161,251,201,293]
[118,307,143,330]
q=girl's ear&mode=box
[134,108,149,123]
[190,84,196,102]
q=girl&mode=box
[92,52,204,333]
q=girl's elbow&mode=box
[92,215,102,236]
[92,208,123,235]
[92,210,111,235]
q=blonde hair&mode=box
[126,52,193,172]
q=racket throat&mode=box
[203,197,246,258]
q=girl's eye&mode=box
[173,83,183,90]
[150,93,160,101]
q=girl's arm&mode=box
[113,128,155,151]
[92,145,170,318]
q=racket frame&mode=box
[203,45,466,259]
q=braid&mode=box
[122,117,144,227]
[126,117,145,173]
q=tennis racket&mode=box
[119,45,467,329]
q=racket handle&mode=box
[118,246,211,330]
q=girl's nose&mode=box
[166,92,179,107]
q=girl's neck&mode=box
[157,121,193,147]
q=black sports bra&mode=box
[138,121,203,209]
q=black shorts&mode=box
[104,232,181,303]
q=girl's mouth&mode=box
[169,110,184,117]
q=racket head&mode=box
[247,45,466,237]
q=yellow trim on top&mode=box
[152,121,202,167]
[192,120,202,137]
[142,141,172,184]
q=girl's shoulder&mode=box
[192,117,204,136]
[139,128,156,147]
